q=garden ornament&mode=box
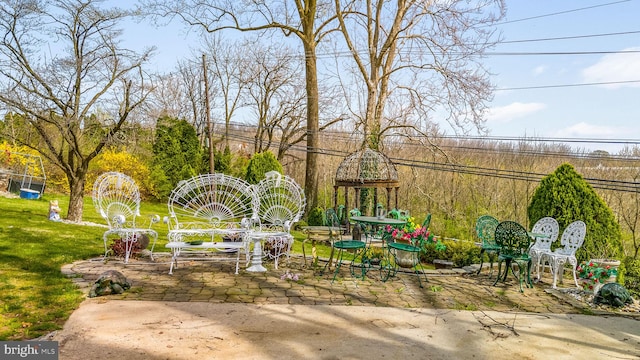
[593,283,633,308]
[48,200,61,221]
[89,270,131,298]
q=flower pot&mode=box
[590,259,621,267]
[589,259,620,283]
[579,278,603,294]
[395,249,416,268]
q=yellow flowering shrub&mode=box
[89,149,153,199]
[0,142,44,178]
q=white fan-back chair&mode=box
[252,171,306,269]
[165,173,258,274]
[543,220,587,288]
[92,172,159,263]
[528,217,560,281]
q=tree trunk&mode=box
[303,40,319,215]
[66,174,86,222]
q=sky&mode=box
[122,0,640,154]
[483,0,640,153]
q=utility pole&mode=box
[203,53,214,173]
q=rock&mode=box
[89,270,131,298]
[593,282,633,308]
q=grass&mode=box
[0,195,105,340]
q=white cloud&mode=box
[553,122,618,137]
[533,65,546,76]
[582,47,640,88]
[485,102,546,124]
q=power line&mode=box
[497,0,631,25]
[220,130,640,193]
[501,30,640,44]
[486,50,640,56]
[496,79,640,91]
[222,120,640,152]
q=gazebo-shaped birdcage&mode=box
[333,147,400,218]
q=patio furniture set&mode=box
[92,171,305,275]
[476,215,587,292]
[311,208,432,287]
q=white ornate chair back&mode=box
[530,217,559,251]
[557,220,586,256]
[253,172,305,232]
[167,173,257,230]
[92,172,141,229]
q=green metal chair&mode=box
[382,232,429,288]
[422,213,431,230]
[493,221,533,292]
[330,209,368,283]
[475,215,500,277]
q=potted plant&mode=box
[577,260,619,293]
[381,222,438,268]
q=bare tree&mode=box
[141,0,340,214]
[201,34,249,149]
[243,41,306,160]
[334,0,505,150]
[0,0,153,221]
[149,64,203,126]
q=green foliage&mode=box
[244,151,283,184]
[307,207,325,226]
[359,188,372,215]
[442,240,481,267]
[147,164,173,201]
[420,239,479,267]
[213,145,232,174]
[152,116,204,190]
[527,163,623,262]
[621,256,640,297]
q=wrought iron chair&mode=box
[475,215,500,276]
[493,221,533,292]
[252,171,306,269]
[528,217,560,281]
[542,220,586,289]
[330,208,369,283]
[382,228,430,288]
[422,213,432,230]
[164,173,257,274]
[322,208,344,270]
[92,172,159,263]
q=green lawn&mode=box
[0,194,104,340]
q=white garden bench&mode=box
[164,173,258,274]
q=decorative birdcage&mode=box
[333,147,399,219]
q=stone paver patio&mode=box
[62,253,625,316]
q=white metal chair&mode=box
[252,171,306,269]
[528,217,560,281]
[165,173,257,274]
[92,172,159,263]
[542,220,586,288]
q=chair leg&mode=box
[492,259,504,286]
[551,259,558,288]
[477,249,485,275]
[531,252,540,281]
[487,253,496,279]
[569,258,579,288]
